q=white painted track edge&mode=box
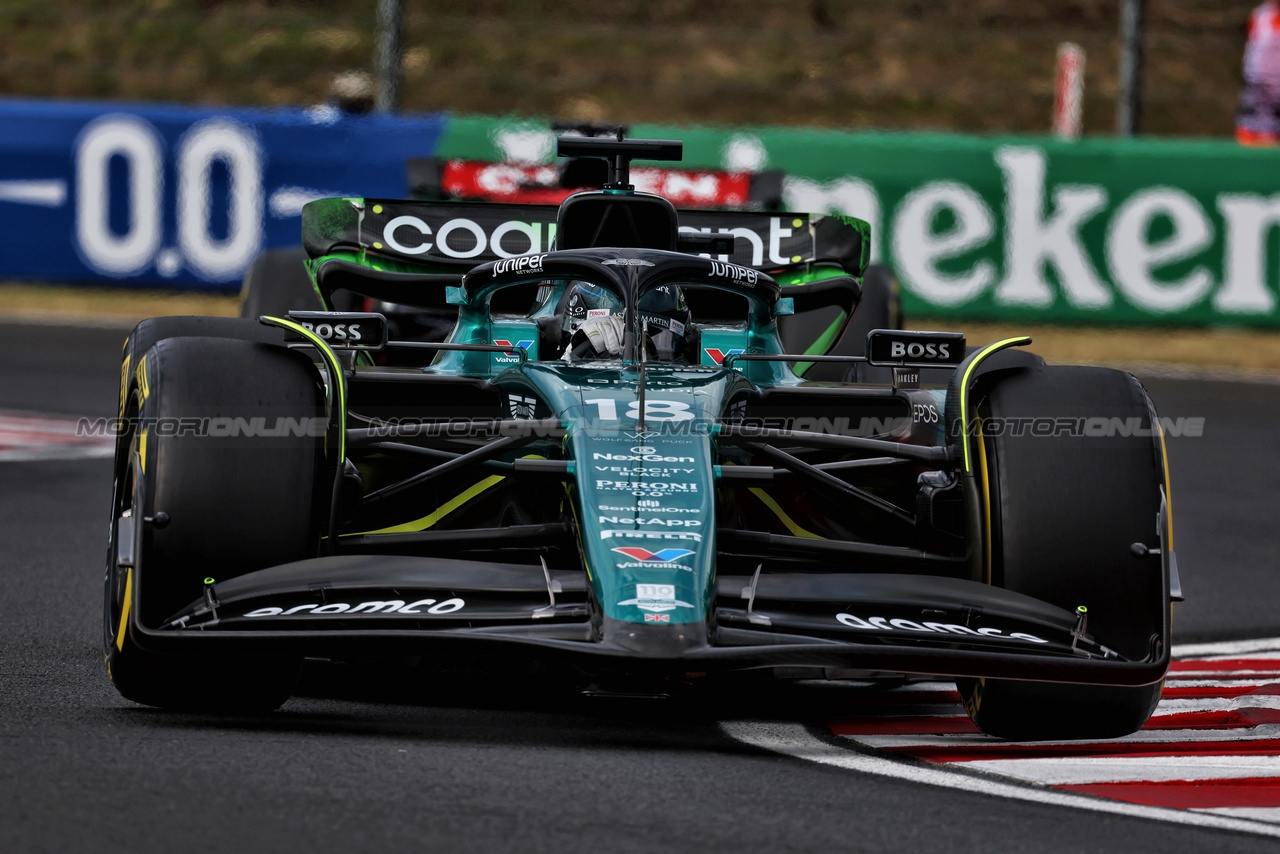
[1173,638,1280,658]
[719,721,1280,839]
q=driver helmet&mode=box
[562,280,622,333]
[561,281,692,361]
[637,283,691,362]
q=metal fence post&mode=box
[375,0,403,114]
[1116,0,1146,136]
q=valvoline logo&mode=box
[493,339,534,352]
[493,339,534,364]
[612,547,695,563]
[704,348,744,366]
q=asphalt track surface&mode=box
[2,319,1278,853]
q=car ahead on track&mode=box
[239,122,902,380]
[104,136,1180,740]
[237,119,788,325]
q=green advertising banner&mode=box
[438,115,1280,328]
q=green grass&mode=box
[0,0,1257,137]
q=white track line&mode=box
[855,725,1280,750]
[1165,678,1280,686]
[1148,696,1280,712]
[1171,670,1280,678]
[721,642,1280,838]
[1204,807,1280,823]
[719,721,1280,839]
[956,754,1280,785]
[1173,638,1280,658]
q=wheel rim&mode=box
[104,393,140,656]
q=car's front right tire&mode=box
[956,365,1168,740]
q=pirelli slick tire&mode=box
[956,365,1167,741]
[117,317,284,451]
[112,318,288,600]
[110,316,288,627]
[104,336,325,712]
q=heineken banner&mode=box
[439,117,1280,328]
[4,96,1280,327]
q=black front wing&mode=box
[127,555,1170,686]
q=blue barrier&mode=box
[0,98,447,290]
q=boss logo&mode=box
[891,340,950,360]
[286,312,388,350]
[300,322,363,341]
[867,330,965,367]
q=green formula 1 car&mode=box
[104,136,1179,740]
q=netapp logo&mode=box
[598,516,702,527]
[244,598,465,618]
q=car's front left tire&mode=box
[105,335,326,712]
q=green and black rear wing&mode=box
[301,197,870,284]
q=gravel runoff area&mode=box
[2,281,1279,378]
